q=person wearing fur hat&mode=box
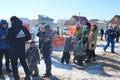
[85,24,98,63]
[6,16,31,80]
[83,23,91,63]
[0,20,12,76]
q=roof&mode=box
[38,15,53,20]
[64,20,77,25]
[64,16,89,25]
[109,15,120,24]
[116,15,120,19]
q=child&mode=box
[61,37,73,64]
[26,41,40,77]
[73,40,86,66]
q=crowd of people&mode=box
[61,22,120,67]
[61,23,98,66]
[0,16,120,80]
[0,16,53,80]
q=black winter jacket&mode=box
[6,26,31,59]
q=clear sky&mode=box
[0,0,120,22]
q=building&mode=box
[90,19,108,31]
[38,15,54,26]
[57,19,69,27]
[109,15,120,29]
[64,15,89,36]
[30,19,38,27]
[64,15,89,26]
[30,15,54,27]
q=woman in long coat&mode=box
[86,24,98,63]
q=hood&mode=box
[44,24,51,31]
[10,16,23,27]
[0,20,8,29]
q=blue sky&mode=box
[0,0,120,22]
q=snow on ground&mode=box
[0,37,120,80]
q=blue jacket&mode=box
[105,29,116,41]
[0,20,9,49]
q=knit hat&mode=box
[76,22,81,28]
[44,24,51,31]
[92,24,97,27]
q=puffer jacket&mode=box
[0,20,9,49]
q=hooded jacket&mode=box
[63,37,73,53]
[6,16,31,59]
[0,20,9,49]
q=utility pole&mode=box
[79,12,80,23]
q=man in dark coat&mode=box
[100,27,104,40]
[6,16,31,80]
[0,20,12,76]
[41,24,52,77]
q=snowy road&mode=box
[0,40,120,80]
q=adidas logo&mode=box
[16,30,25,38]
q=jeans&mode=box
[104,39,115,52]
[43,52,52,75]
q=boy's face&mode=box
[31,43,35,47]
[2,24,7,29]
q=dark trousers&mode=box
[0,49,10,72]
[61,52,70,64]
[86,49,95,61]
[101,34,103,40]
[11,58,30,80]
[116,36,119,42]
[43,53,52,75]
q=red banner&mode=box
[68,26,76,36]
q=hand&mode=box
[44,38,49,43]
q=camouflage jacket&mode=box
[26,46,40,61]
[73,41,86,56]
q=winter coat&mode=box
[83,28,90,46]
[41,31,52,55]
[88,28,98,50]
[82,27,86,38]
[63,37,73,53]
[100,29,104,35]
[0,20,9,49]
[105,29,116,41]
[6,26,31,59]
[26,46,40,63]
[74,29,82,40]
[37,31,43,49]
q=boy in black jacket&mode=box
[6,16,31,80]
